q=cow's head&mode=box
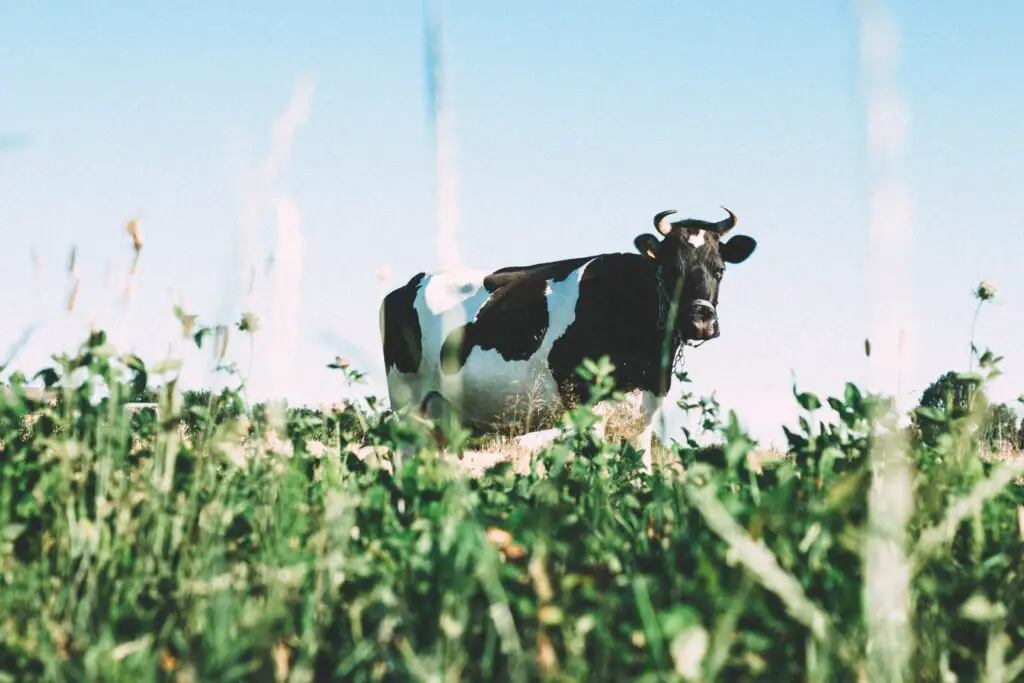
[633,206,756,342]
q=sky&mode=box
[1,1,1021,446]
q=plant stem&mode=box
[969,300,983,372]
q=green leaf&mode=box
[977,349,1003,368]
[843,383,863,410]
[797,392,821,411]
[818,446,845,477]
[91,342,117,360]
[192,325,210,348]
[193,327,210,349]
[34,367,60,388]
[121,353,145,371]
[825,472,864,511]
[86,329,107,348]
[722,411,753,468]
[914,406,947,424]
[959,594,1007,623]
[121,354,148,398]
[150,359,182,375]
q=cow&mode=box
[378,207,757,472]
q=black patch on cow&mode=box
[381,272,426,374]
[440,256,595,374]
[547,253,675,404]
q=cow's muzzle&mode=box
[686,299,719,341]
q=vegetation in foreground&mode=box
[1,289,1024,683]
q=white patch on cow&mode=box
[636,390,665,473]
[421,269,492,316]
[513,427,561,451]
[686,230,706,248]
[384,270,491,417]
[391,259,598,432]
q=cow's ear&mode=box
[634,234,660,260]
[720,235,756,264]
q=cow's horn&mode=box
[711,206,737,233]
[654,209,676,235]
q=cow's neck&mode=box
[653,265,686,343]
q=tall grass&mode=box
[1,295,1022,682]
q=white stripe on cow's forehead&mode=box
[686,230,706,248]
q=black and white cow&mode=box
[378,207,757,471]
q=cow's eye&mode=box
[714,268,725,280]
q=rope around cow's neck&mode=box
[654,266,708,373]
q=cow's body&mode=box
[379,208,757,472]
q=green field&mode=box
[2,295,1023,683]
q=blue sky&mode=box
[1,2,1021,445]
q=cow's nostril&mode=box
[692,303,715,322]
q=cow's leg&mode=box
[385,369,421,418]
[591,390,645,442]
[421,391,465,457]
[635,390,665,474]
[588,390,665,475]
[591,399,615,442]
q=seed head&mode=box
[237,312,260,333]
[974,281,997,302]
[126,218,143,254]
